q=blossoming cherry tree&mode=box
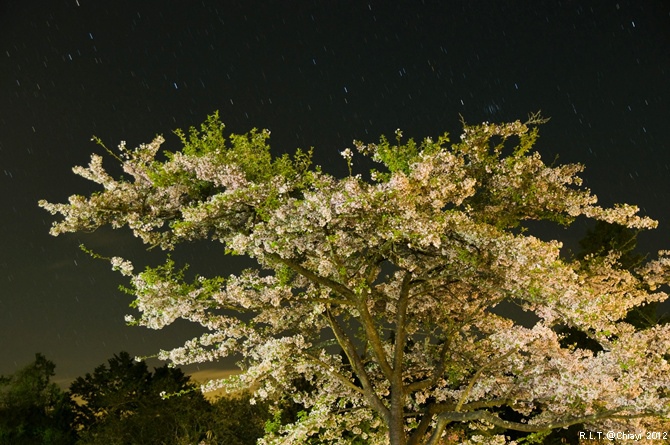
[40,113,670,444]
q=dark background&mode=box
[1,0,669,385]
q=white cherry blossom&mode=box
[40,112,670,445]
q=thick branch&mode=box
[407,408,437,445]
[405,336,451,394]
[455,347,517,412]
[270,254,356,301]
[300,352,366,395]
[357,293,395,381]
[389,272,414,445]
[325,308,391,423]
[407,398,514,445]
[272,253,394,381]
[300,297,354,306]
[393,272,413,376]
[435,408,652,433]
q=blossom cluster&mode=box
[40,114,670,444]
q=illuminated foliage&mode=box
[41,113,670,444]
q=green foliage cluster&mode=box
[357,128,448,181]
[172,111,313,185]
[0,353,270,445]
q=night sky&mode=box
[2,0,670,386]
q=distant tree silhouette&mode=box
[69,351,270,444]
[0,353,75,445]
[69,351,215,444]
[208,393,270,445]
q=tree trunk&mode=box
[388,385,407,445]
[389,273,413,445]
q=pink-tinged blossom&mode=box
[40,113,670,445]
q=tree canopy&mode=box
[69,351,211,444]
[1,352,270,445]
[0,354,74,445]
[40,113,670,444]
[69,351,267,445]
